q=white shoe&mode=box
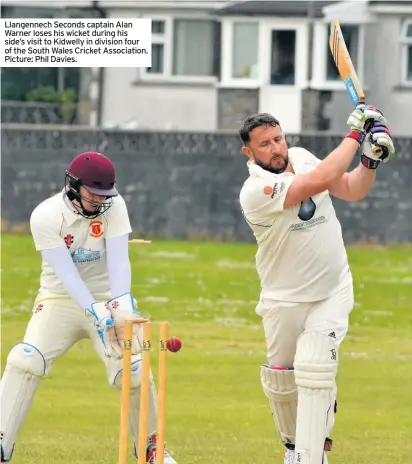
[146,434,176,464]
[283,449,328,464]
[147,446,176,464]
[284,449,294,464]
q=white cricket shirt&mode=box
[239,147,352,302]
[30,189,132,299]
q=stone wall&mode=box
[1,126,411,243]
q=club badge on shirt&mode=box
[90,220,104,238]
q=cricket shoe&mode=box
[146,433,176,464]
[284,450,328,464]
[134,434,176,464]
[1,443,14,462]
[284,449,294,464]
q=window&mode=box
[403,22,412,83]
[326,25,359,81]
[270,30,296,85]
[173,19,216,76]
[152,20,165,34]
[146,20,166,75]
[232,23,259,78]
[148,44,164,74]
[144,18,219,79]
[1,6,80,101]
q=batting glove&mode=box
[361,122,395,169]
[346,104,388,144]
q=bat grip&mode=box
[373,144,388,159]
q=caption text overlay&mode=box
[0,18,152,68]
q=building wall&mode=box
[363,17,412,136]
[101,7,219,131]
[102,68,217,130]
[326,17,412,136]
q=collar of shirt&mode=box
[61,189,82,226]
[247,160,295,181]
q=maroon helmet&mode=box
[67,151,118,197]
[65,152,118,218]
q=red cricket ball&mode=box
[166,336,182,353]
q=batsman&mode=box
[0,152,176,463]
[238,106,395,464]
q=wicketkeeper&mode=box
[238,106,395,464]
[0,152,176,464]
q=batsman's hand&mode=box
[86,302,122,358]
[361,122,395,169]
[346,104,388,144]
[106,293,143,359]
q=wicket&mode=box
[118,317,169,464]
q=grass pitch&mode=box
[1,235,411,464]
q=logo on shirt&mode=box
[90,221,104,238]
[263,185,273,195]
[72,248,101,263]
[64,234,75,248]
[33,303,43,314]
[288,215,328,231]
[263,182,286,198]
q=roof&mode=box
[368,0,412,4]
[215,1,338,17]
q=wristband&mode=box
[361,154,381,170]
[346,129,366,144]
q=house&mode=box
[101,0,412,135]
[2,1,411,135]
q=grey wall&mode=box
[1,127,411,243]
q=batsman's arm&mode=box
[328,166,376,202]
[284,105,390,209]
[284,138,359,209]
[328,122,395,202]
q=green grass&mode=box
[1,235,412,464]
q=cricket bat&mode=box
[329,20,365,106]
[329,20,384,156]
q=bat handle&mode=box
[373,144,388,158]
[356,98,366,108]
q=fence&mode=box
[1,125,411,243]
[1,101,80,125]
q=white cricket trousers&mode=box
[0,297,158,460]
[256,283,354,367]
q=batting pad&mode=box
[293,332,338,464]
[260,365,298,445]
[0,344,45,459]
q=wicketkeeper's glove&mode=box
[105,293,143,359]
[86,302,122,358]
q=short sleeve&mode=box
[105,195,132,239]
[239,176,295,224]
[30,203,65,251]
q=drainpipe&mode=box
[91,1,106,127]
[307,0,315,85]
